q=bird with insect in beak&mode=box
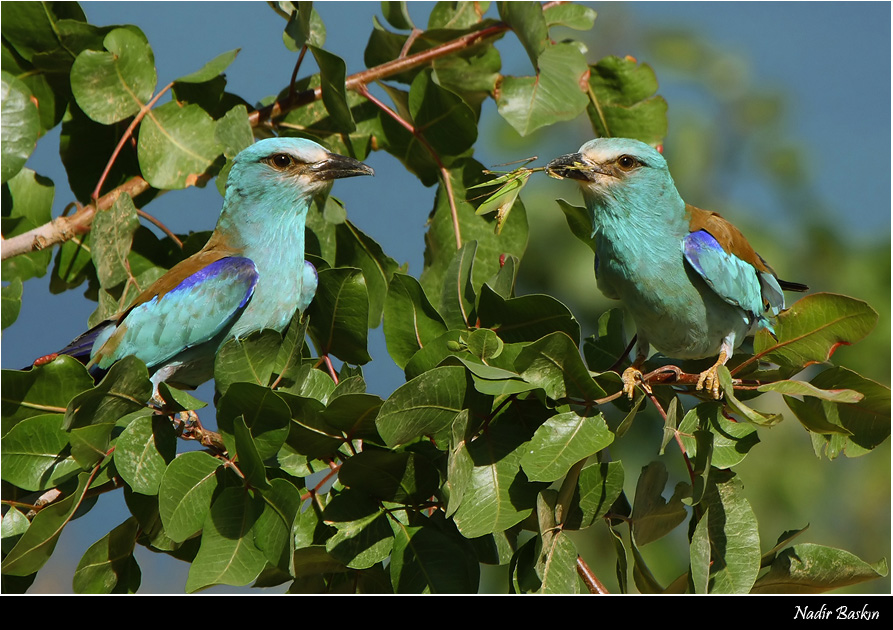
[546,138,807,399]
[36,137,374,397]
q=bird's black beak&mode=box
[546,152,600,182]
[312,153,375,181]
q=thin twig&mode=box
[91,82,175,203]
[576,556,609,593]
[356,84,463,249]
[137,209,184,249]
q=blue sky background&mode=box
[3,1,890,593]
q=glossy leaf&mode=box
[383,272,448,368]
[306,267,371,364]
[376,365,467,446]
[137,101,223,190]
[586,55,668,144]
[185,487,267,592]
[72,517,141,594]
[496,43,590,136]
[70,27,156,124]
[158,451,221,543]
[114,414,176,495]
[520,410,613,482]
[1,71,40,183]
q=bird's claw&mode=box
[621,366,649,400]
[696,366,723,399]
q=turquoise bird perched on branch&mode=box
[40,137,373,394]
[546,138,807,399]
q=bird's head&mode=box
[546,138,673,209]
[226,137,374,204]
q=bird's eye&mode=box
[271,153,293,169]
[617,155,640,170]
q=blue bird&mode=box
[546,138,806,399]
[41,137,373,395]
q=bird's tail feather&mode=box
[778,279,809,292]
[30,320,115,379]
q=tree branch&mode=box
[3,19,511,263]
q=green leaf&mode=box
[520,410,613,482]
[451,413,547,539]
[323,392,384,442]
[701,470,760,593]
[217,382,291,461]
[185,487,267,592]
[158,451,221,543]
[62,356,152,431]
[175,48,240,83]
[752,543,888,594]
[381,70,478,186]
[586,55,668,144]
[389,518,479,594]
[2,356,94,432]
[757,378,863,402]
[554,198,596,253]
[535,491,579,593]
[114,414,176,495]
[254,478,302,573]
[335,220,399,327]
[70,27,156,124]
[419,159,528,308]
[562,461,624,530]
[478,285,581,345]
[631,461,688,546]
[90,192,140,290]
[214,329,283,395]
[72,517,141,593]
[309,45,356,132]
[439,240,477,329]
[282,3,326,50]
[514,332,607,403]
[2,168,55,284]
[1,472,91,576]
[678,402,759,469]
[0,413,80,491]
[323,490,393,569]
[231,415,271,490]
[498,1,548,68]
[381,2,416,30]
[306,267,371,364]
[1,71,40,183]
[747,293,878,374]
[277,392,344,459]
[58,102,142,204]
[340,449,440,504]
[718,366,783,426]
[496,43,590,136]
[137,101,223,190]
[786,367,891,458]
[1,278,22,329]
[689,508,711,594]
[376,365,468,447]
[383,272,448,368]
[544,2,597,30]
[582,308,628,372]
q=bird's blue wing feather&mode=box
[682,230,765,323]
[91,257,258,370]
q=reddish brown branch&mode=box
[577,556,609,593]
[356,84,463,250]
